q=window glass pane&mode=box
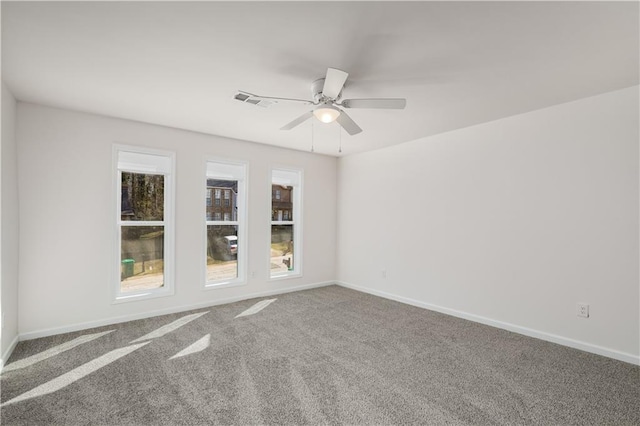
[271,224,294,275]
[207,225,238,282]
[120,226,164,292]
[206,179,238,221]
[121,172,164,221]
[272,185,293,221]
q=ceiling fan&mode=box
[234,68,406,135]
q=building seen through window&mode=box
[206,180,238,222]
[271,185,292,221]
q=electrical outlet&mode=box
[381,269,387,278]
[577,303,589,318]
[251,271,256,278]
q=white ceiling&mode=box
[2,1,638,156]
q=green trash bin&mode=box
[122,259,135,278]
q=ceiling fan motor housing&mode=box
[311,78,342,103]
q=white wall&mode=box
[337,86,639,363]
[16,103,337,337]
[1,83,20,363]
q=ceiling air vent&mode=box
[234,93,250,102]
[233,91,274,108]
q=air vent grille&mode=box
[234,92,274,108]
[234,93,250,102]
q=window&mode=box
[115,146,175,302]
[206,189,212,206]
[205,159,247,287]
[270,168,302,278]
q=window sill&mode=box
[204,280,246,290]
[269,272,302,282]
[112,288,174,304]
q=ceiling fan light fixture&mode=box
[313,104,341,123]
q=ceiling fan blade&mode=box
[280,111,314,130]
[322,68,349,100]
[341,98,406,109]
[336,110,362,135]
[235,91,313,107]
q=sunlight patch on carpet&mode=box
[1,342,149,406]
[169,334,211,360]
[235,299,276,318]
[3,330,115,373]
[130,311,209,343]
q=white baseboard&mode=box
[19,281,334,341]
[336,281,640,366]
[0,335,20,370]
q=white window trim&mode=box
[203,157,248,289]
[112,144,176,304]
[269,166,303,280]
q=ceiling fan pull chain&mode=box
[310,120,315,153]
[338,124,342,154]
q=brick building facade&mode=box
[206,179,237,221]
[272,185,293,221]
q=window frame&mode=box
[112,144,175,304]
[203,157,248,289]
[269,166,303,280]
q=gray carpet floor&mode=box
[1,285,639,425]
